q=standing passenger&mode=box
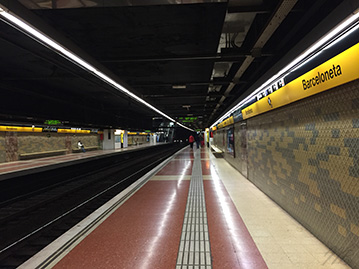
[121,132,124,148]
[195,133,200,149]
[189,134,194,149]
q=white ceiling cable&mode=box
[211,10,359,128]
[0,6,194,132]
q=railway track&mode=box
[0,143,184,268]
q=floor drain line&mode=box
[176,150,212,269]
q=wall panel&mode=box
[246,80,359,268]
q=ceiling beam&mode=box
[144,94,219,99]
[100,53,251,63]
[209,0,299,123]
[227,4,272,14]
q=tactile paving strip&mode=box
[176,151,212,269]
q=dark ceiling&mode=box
[0,0,347,130]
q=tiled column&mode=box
[5,132,18,162]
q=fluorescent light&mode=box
[211,11,359,128]
[172,85,186,89]
[0,7,194,132]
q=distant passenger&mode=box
[189,134,194,149]
[195,133,200,149]
[200,134,204,147]
[78,141,85,153]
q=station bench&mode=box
[19,149,67,160]
[72,146,99,153]
[210,145,224,158]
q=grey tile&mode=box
[189,251,194,265]
[206,253,212,265]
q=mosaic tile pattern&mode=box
[0,132,100,163]
[0,133,5,163]
[18,133,66,154]
[128,135,149,146]
[70,135,99,150]
[246,80,359,268]
[5,132,18,162]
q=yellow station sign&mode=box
[218,116,234,129]
[57,129,91,134]
[0,126,43,132]
[243,42,359,119]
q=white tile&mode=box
[286,251,317,264]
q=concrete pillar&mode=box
[150,134,157,145]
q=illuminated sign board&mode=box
[128,132,151,135]
[178,117,198,123]
[44,120,62,125]
[57,129,90,134]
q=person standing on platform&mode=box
[195,132,200,149]
[78,140,85,153]
[200,133,204,147]
[121,132,124,148]
[189,134,194,149]
[206,131,210,148]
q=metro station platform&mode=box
[19,146,349,268]
[0,143,157,180]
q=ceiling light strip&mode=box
[0,6,194,132]
[211,10,359,128]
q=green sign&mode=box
[44,120,62,125]
[179,117,197,123]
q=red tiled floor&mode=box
[201,160,212,175]
[156,160,193,175]
[201,154,209,159]
[0,162,53,173]
[204,177,267,268]
[174,151,195,159]
[200,148,210,159]
[54,180,190,269]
